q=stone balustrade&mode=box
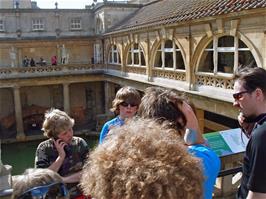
[196,73,234,90]
[0,64,236,93]
[0,64,106,80]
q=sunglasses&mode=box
[233,91,249,100]
[18,182,68,199]
[120,102,138,107]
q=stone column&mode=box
[146,32,152,81]
[13,86,25,140]
[63,83,70,114]
[195,108,205,134]
[104,81,112,114]
[17,48,22,67]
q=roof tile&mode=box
[108,0,266,33]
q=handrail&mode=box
[218,166,242,177]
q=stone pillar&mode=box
[13,86,25,140]
[104,81,113,114]
[146,33,152,82]
[195,108,205,134]
[63,83,70,114]
[17,48,22,67]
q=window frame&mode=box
[70,18,82,30]
[108,45,121,65]
[32,18,44,31]
[0,19,4,31]
[197,35,256,75]
[127,43,146,67]
[154,39,185,71]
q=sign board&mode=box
[203,128,249,157]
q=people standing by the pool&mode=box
[51,55,57,66]
[30,58,35,67]
[22,56,29,67]
[38,57,47,66]
[99,86,141,144]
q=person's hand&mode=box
[53,138,66,159]
[178,101,205,145]
[179,102,199,132]
[238,113,254,137]
[238,112,245,125]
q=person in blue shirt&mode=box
[138,87,221,199]
[99,86,141,144]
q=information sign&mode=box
[204,128,249,157]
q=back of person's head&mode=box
[138,87,187,136]
[111,86,141,115]
[42,108,74,138]
[80,118,203,199]
[235,67,266,98]
[12,168,68,199]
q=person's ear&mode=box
[255,88,264,102]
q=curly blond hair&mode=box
[42,108,74,138]
[80,118,203,199]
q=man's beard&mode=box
[242,114,258,123]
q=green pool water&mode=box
[1,135,98,175]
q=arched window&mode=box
[127,43,146,66]
[198,36,257,74]
[108,45,121,64]
[154,39,185,70]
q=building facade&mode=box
[0,0,265,141]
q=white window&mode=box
[70,18,82,30]
[127,43,146,66]
[0,20,4,31]
[108,45,121,64]
[154,40,185,70]
[32,18,44,31]
[198,36,257,74]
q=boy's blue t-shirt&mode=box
[99,116,124,144]
[188,144,221,199]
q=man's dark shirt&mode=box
[237,114,266,198]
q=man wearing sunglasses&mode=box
[12,168,69,199]
[233,67,266,199]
